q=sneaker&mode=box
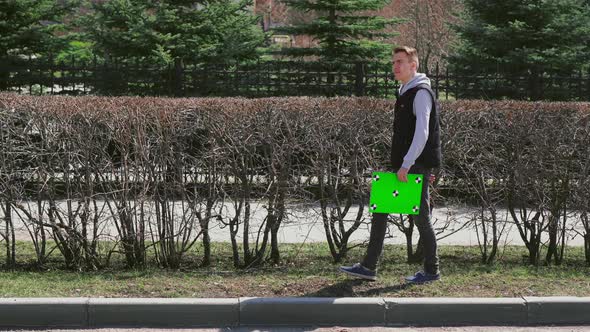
[405,271,440,284]
[339,263,377,281]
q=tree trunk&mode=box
[404,216,415,263]
[408,236,424,264]
[230,225,240,268]
[4,201,15,267]
[487,212,498,264]
[243,199,252,265]
[0,54,9,91]
[545,216,558,265]
[270,226,280,264]
[202,230,211,267]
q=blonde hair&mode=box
[393,46,419,68]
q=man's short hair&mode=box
[393,46,419,67]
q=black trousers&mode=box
[361,166,439,275]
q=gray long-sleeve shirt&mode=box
[398,73,433,170]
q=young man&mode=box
[339,46,442,283]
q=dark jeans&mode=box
[361,166,439,275]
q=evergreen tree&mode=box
[80,0,153,60]
[81,0,266,66]
[450,0,590,98]
[273,0,401,63]
[0,0,77,90]
[0,0,76,60]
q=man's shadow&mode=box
[304,279,413,297]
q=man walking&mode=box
[339,46,442,283]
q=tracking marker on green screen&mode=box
[369,172,424,215]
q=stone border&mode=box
[0,297,588,328]
[385,297,526,326]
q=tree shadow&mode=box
[304,279,413,297]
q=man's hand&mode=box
[397,167,409,182]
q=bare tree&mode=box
[182,108,221,267]
[452,109,507,264]
[572,110,590,265]
[140,102,203,269]
[253,107,293,265]
[100,106,148,268]
[378,0,462,72]
[505,108,576,266]
[0,107,18,267]
[211,104,260,267]
[310,106,374,262]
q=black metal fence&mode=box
[2,57,590,101]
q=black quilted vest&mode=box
[390,84,441,169]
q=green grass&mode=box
[0,242,589,298]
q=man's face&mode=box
[393,52,416,84]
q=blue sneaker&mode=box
[339,263,377,281]
[405,271,440,284]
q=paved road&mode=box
[5,327,590,332]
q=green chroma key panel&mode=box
[369,172,424,215]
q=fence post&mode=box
[577,69,582,101]
[174,58,184,97]
[100,55,110,95]
[0,56,7,91]
[435,62,440,100]
[49,54,54,94]
[529,67,541,101]
[28,55,33,95]
[445,66,449,100]
[354,62,365,96]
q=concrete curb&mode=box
[239,297,385,326]
[0,298,88,328]
[525,297,590,325]
[0,297,589,328]
[89,298,239,328]
[385,297,527,326]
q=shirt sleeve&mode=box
[402,89,432,169]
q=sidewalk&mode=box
[8,202,588,246]
[1,297,589,328]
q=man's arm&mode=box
[397,89,432,182]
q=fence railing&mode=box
[1,58,590,101]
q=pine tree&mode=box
[0,0,76,59]
[81,0,266,66]
[273,0,401,64]
[0,0,76,89]
[450,0,590,98]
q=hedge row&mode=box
[1,93,589,270]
